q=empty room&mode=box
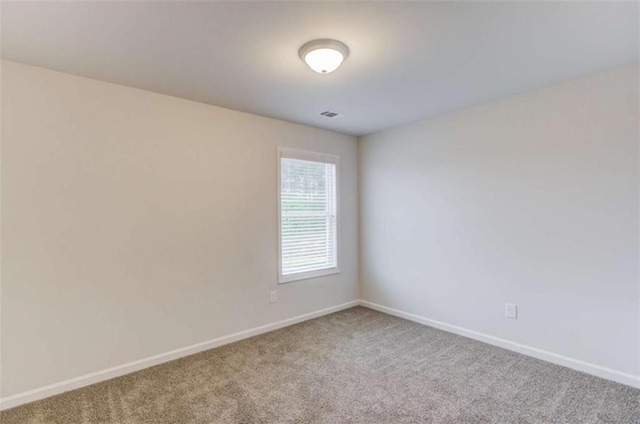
[1,1,638,423]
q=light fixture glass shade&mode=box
[303,48,344,73]
[299,39,349,74]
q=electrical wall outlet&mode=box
[270,290,278,304]
[505,303,517,319]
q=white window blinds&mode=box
[279,148,339,283]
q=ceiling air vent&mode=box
[320,111,342,118]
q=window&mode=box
[278,147,339,283]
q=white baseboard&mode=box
[359,300,640,389]
[3,299,637,411]
[0,300,359,411]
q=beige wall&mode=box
[359,66,639,378]
[3,59,638,398]
[1,60,358,397]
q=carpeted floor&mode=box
[2,306,638,423]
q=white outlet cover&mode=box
[270,291,278,304]
[505,303,517,319]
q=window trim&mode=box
[277,146,340,284]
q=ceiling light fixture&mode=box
[299,39,349,74]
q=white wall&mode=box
[1,60,358,397]
[359,66,639,379]
[2,59,638,401]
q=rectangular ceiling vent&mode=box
[320,111,342,118]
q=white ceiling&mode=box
[2,1,638,136]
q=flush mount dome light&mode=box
[299,39,349,74]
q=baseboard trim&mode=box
[3,299,636,410]
[359,300,639,389]
[0,300,359,411]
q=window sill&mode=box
[278,268,340,284]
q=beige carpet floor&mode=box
[2,306,639,423]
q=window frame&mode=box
[277,146,340,284]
